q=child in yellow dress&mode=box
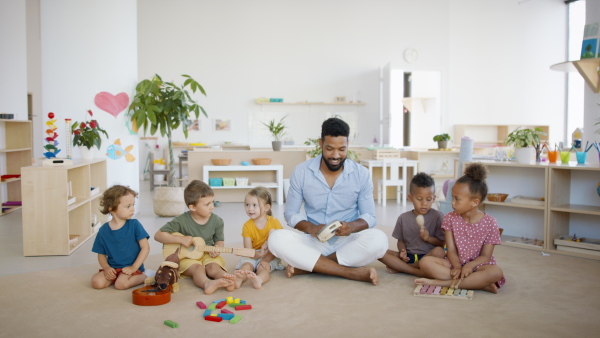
[234,187,285,289]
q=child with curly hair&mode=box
[415,162,505,293]
[91,185,150,290]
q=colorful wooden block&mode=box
[164,320,178,328]
[234,298,241,303]
[226,296,234,304]
[216,301,227,309]
[196,301,206,309]
[230,315,242,324]
[208,303,217,310]
[218,313,235,320]
[235,305,252,310]
[203,309,212,317]
[229,303,242,307]
[221,309,234,314]
[205,316,223,322]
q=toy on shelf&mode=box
[43,112,60,159]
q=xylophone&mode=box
[413,282,474,300]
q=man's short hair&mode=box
[321,117,350,140]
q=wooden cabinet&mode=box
[0,120,32,216]
[466,160,600,260]
[202,165,284,204]
[21,159,107,256]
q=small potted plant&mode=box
[262,116,287,151]
[504,127,547,164]
[71,109,109,159]
[433,133,451,149]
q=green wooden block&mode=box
[230,315,242,324]
[208,303,217,310]
[164,320,178,328]
[229,303,242,307]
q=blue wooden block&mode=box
[218,313,235,320]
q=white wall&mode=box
[137,0,567,151]
[0,0,27,119]
[584,0,600,165]
[40,0,139,190]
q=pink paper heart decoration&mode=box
[94,92,129,118]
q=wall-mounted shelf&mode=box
[256,102,365,106]
[551,58,600,93]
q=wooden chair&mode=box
[377,157,408,206]
[149,152,171,191]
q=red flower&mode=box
[87,110,93,117]
[90,120,97,129]
[80,122,86,129]
[73,130,81,135]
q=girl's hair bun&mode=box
[464,162,488,182]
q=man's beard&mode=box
[322,155,346,172]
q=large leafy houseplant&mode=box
[128,74,207,187]
[71,109,109,150]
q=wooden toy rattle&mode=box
[163,232,256,259]
[317,221,343,242]
[416,215,424,229]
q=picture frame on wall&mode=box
[214,119,231,131]
[188,119,200,131]
[335,96,346,103]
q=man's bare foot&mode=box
[386,266,399,274]
[203,278,234,295]
[286,265,295,278]
[368,268,379,285]
[245,272,264,289]
[481,283,499,294]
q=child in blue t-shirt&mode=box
[91,185,150,290]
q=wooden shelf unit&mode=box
[256,102,365,106]
[0,120,32,216]
[21,159,108,256]
[454,124,549,147]
[551,58,600,93]
[466,160,600,260]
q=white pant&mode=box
[268,228,389,272]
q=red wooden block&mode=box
[216,301,227,309]
[205,316,223,322]
[196,301,206,309]
[235,305,252,310]
[221,309,234,314]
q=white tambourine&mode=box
[317,221,343,242]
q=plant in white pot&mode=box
[504,127,547,164]
[129,74,207,216]
[71,109,109,160]
[262,116,287,151]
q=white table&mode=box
[203,165,284,204]
[360,159,419,204]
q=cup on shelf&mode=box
[576,151,587,164]
[560,150,570,164]
[547,150,558,163]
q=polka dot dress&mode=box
[442,211,505,287]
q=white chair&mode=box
[377,158,408,206]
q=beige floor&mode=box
[1,180,599,337]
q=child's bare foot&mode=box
[246,272,264,289]
[386,266,399,274]
[203,277,234,295]
[481,283,499,294]
[233,270,248,289]
[223,274,237,292]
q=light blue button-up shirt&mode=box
[284,155,376,231]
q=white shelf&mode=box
[256,102,365,106]
[203,165,284,204]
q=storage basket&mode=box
[374,149,401,159]
[153,187,187,217]
[211,159,231,165]
[487,193,508,202]
[223,178,235,186]
[252,158,272,165]
[236,177,249,186]
[209,178,223,187]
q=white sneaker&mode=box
[145,269,156,278]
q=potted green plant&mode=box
[504,127,547,164]
[128,74,207,216]
[71,109,109,159]
[262,116,287,151]
[433,133,451,149]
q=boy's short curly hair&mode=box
[321,117,350,140]
[409,172,435,193]
[184,180,214,207]
[99,185,138,215]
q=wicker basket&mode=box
[252,158,272,165]
[487,193,508,202]
[153,187,186,217]
[211,159,232,165]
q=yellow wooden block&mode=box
[234,298,240,303]
[210,314,218,317]
[226,296,234,304]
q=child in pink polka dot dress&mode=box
[415,162,505,293]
